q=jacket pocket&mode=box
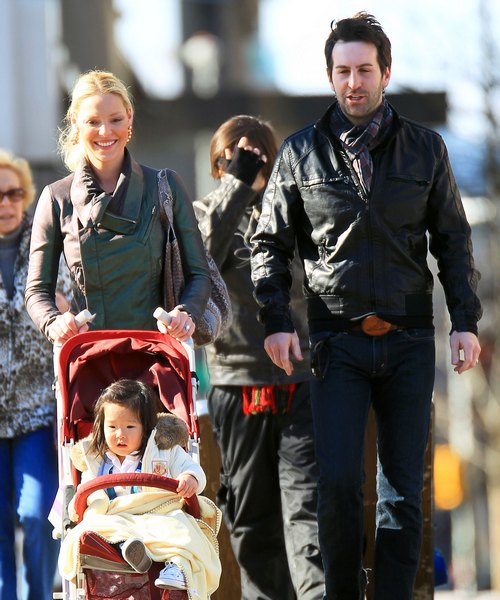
[387,173,430,187]
[301,174,350,188]
[301,177,361,230]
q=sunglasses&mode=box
[0,188,25,203]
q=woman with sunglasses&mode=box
[0,149,71,600]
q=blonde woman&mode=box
[26,70,210,344]
[0,149,71,600]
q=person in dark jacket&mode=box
[194,115,324,600]
[251,13,482,600]
[26,69,210,343]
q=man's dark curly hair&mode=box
[324,12,392,76]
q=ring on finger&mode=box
[184,324,190,332]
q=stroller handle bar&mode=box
[153,307,171,325]
[74,309,96,328]
[72,473,201,523]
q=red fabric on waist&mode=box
[242,384,296,415]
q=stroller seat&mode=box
[53,330,202,600]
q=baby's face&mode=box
[103,403,143,463]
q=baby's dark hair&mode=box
[89,379,161,458]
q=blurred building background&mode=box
[1,0,499,595]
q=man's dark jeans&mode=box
[310,328,435,600]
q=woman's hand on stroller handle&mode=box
[154,306,195,342]
[49,309,95,344]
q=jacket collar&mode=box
[70,150,144,233]
[315,100,402,151]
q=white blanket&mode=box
[59,490,222,600]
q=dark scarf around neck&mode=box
[331,99,393,193]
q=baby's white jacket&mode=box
[71,413,206,496]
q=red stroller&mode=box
[51,325,209,600]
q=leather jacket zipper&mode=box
[339,150,368,202]
[339,149,378,312]
[325,133,376,311]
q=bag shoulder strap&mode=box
[139,165,175,230]
[157,168,175,228]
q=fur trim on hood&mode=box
[154,412,189,450]
[70,412,189,472]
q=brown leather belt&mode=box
[352,315,399,336]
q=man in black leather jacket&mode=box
[251,12,482,600]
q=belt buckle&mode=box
[360,315,393,336]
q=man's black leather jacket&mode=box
[251,102,482,336]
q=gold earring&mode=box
[72,130,79,145]
[127,125,133,143]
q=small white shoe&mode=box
[155,561,187,590]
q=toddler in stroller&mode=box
[59,378,221,599]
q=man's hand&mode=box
[450,331,481,374]
[264,331,303,376]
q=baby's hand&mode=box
[176,473,198,498]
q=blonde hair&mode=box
[0,148,36,210]
[58,70,134,172]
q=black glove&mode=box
[226,146,265,187]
